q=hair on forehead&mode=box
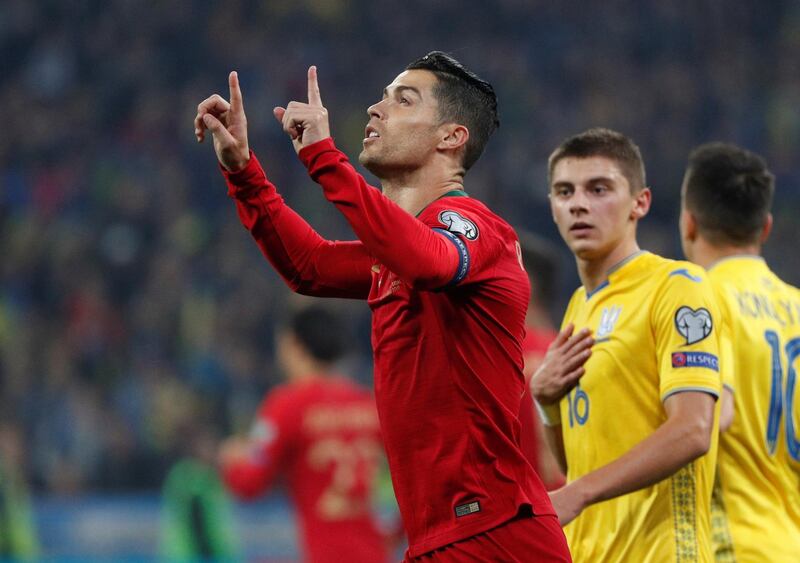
[548,128,646,192]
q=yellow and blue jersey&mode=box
[560,251,722,562]
[707,256,800,562]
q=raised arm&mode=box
[275,67,463,290]
[196,72,372,298]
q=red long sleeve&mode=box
[221,460,274,500]
[223,152,373,299]
[298,139,461,290]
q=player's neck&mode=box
[380,165,465,215]
[691,237,762,270]
[577,240,641,293]
[286,359,330,383]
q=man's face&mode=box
[549,156,647,261]
[358,69,443,176]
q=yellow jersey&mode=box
[560,252,722,563]
[707,256,800,562]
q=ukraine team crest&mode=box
[597,305,622,341]
[674,306,713,345]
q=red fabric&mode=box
[225,152,373,299]
[224,138,556,558]
[405,512,571,562]
[518,327,558,485]
[222,377,388,563]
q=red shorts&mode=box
[405,512,571,562]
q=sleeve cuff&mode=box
[222,150,262,182]
[661,386,720,403]
[298,137,338,170]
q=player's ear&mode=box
[630,187,651,220]
[759,213,773,244]
[438,124,469,153]
[680,207,698,242]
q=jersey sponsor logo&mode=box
[438,210,479,241]
[671,351,719,371]
[596,305,622,341]
[675,306,713,345]
[454,500,481,517]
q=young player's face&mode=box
[358,69,443,176]
[549,156,649,261]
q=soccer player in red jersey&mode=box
[195,52,570,561]
[219,305,389,563]
[517,232,566,490]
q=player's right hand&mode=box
[195,71,250,172]
[530,324,593,405]
[218,436,253,468]
[273,66,331,155]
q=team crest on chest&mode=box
[596,305,622,341]
[438,210,479,241]
[674,306,713,345]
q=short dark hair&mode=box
[548,128,646,192]
[406,51,499,170]
[683,142,774,246]
[288,305,348,363]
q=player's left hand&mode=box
[548,482,587,526]
[273,66,331,154]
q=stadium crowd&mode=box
[1,0,799,495]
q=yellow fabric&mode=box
[560,252,722,562]
[707,256,800,562]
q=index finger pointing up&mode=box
[307,66,322,106]
[229,71,244,114]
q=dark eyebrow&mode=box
[383,85,422,98]
[551,181,573,190]
[586,176,617,186]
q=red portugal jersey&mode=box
[223,139,557,558]
[221,376,388,563]
[367,195,555,556]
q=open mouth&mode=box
[364,126,380,142]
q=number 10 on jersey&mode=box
[764,330,800,461]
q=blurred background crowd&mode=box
[1,0,798,513]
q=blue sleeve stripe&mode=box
[669,268,702,282]
[433,228,470,286]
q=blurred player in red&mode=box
[517,231,566,490]
[196,52,570,561]
[219,305,389,563]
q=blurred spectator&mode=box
[0,422,39,559]
[161,426,240,561]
